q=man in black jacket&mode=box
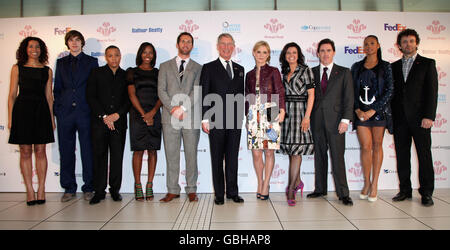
[390,29,438,207]
[86,46,130,204]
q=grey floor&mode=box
[1,189,450,230]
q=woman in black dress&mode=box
[351,35,394,202]
[127,42,162,201]
[8,37,55,206]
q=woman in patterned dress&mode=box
[278,42,315,206]
[245,41,285,200]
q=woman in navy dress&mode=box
[351,35,394,202]
[127,42,162,201]
[8,37,55,205]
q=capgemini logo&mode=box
[434,161,447,175]
[347,19,366,34]
[427,20,446,35]
[271,164,285,179]
[19,25,37,38]
[97,22,116,36]
[179,20,199,33]
[264,19,284,33]
[433,114,447,128]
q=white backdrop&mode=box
[0,11,449,193]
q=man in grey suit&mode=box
[307,39,355,206]
[158,32,202,202]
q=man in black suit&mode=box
[200,33,245,205]
[307,39,354,206]
[86,46,130,204]
[390,29,438,207]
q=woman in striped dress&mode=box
[278,42,315,206]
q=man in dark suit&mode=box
[201,33,245,205]
[86,46,130,205]
[307,39,354,206]
[390,29,438,207]
[54,30,98,202]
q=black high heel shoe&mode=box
[36,200,46,205]
[260,186,270,200]
[27,200,37,206]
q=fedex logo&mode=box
[384,23,406,31]
[344,46,364,54]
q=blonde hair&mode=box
[253,40,271,63]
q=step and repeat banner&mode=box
[0,11,449,193]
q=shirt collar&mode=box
[69,52,83,61]
[219,56,232,65]
[320,62,334,72]
[176,55,190,65]
[403,52,417,61]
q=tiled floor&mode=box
[1,189,450,230]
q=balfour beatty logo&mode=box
[384,23,406,31]
[132,28,163,33]
[344,46,364,54]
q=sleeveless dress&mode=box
[247,73,281,150]
[126,67,162,151]
[279,65,315,155]
[9,65,54,144]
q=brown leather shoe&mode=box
[188,193,198,202]
[159,193,180,202]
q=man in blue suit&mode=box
[54,30,98,202]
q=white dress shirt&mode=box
[218,56,234,79]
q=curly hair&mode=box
[396,28,420,52]
[16,36,48,66]
[279,42,306,75]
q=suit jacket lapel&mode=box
[324,65,339,96]
[182,60,195,92]
[64,56,75,87]
[169,57,181,86]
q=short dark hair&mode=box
[317,38,335,53]
[177,32,194,46]
[396,28,420,50]
[64,30,85,50]
[135,42,157,67]
[105,45,120,54]
[279,42,306,75]
[16,36,49,66]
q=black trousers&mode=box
[209,128,241,198]
[393,112,434,197]
[311,115,349,198]
[91,125,126,196]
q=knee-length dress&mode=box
[126,67,162,151]
[9,65,54,145]
[279,65,314,155]
[247,76,281,150]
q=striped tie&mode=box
[179,60,185,82]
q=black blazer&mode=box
[391,54,438,124]
[311,64,354,132]
[200,58,245,129]
[86,65,130,130]
[54,52,98,117]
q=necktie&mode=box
[226,60,232,79]
[179,60,185,82]
[321,67,328,94]
[71,57,78,73]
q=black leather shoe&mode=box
[227,195,245,203]
[341,196,353,206]
[306,192,327,198]
[89,195,105,205]
[421,196,434,207]
[392,192,412,202]
[214,197,224,205]
[111,192,122,202]
[36,200,46,205]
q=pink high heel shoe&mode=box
[295,181,305,197]
[287,188,296,206]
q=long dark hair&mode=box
[364,35,382,62]
[279,42,306,75]
[16,36,48,66]
[136,42,157,67]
